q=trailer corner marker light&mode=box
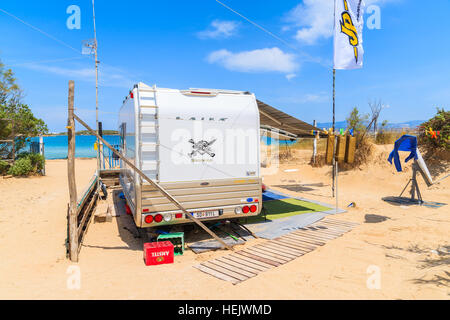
[163,213,172,222]
[242,206,250,214]
[143,208,149,213]
[175,213,183,219]
[191,91,211,95]
[144,215,153,224]
[235,207,242,214]
[130,91,134,99]
[181,90,218,97]
[250,205,257,213]
[154,214,163,223]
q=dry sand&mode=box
[0,145,448,300]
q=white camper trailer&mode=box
[118,83,262,228]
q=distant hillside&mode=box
[316,120,425,130]
[383,120,425,129]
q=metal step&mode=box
[141,143,158,152]
[141,125,157,134]
[141,160,158,171]
[140,113,157,120]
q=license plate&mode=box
[192,210,220,219]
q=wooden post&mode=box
[345,135,356,164]
[67,80,78,262]
[336,135,346,163]
[312,120,317,164]
[326,134,335,165]
[73,113,233,251]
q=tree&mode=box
[342,107,373,169]
[368,99,383,134]
[0,61,48,158]
[346,107,368,134]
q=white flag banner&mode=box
[334,0,365,70]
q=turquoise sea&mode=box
[28,135,291,160]
[29,135,120,160]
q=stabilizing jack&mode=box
[398,162,424,204]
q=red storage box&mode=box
[143,241,174,266]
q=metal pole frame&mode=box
[399,161,423,204]
[92,0,102,177]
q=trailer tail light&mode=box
[154,214,163,223]
[144,215,153,224]
[163,213,172,222]
[242,206,250,214]
[181,90,218,97]
[250,205,257,213]
[175,213,183,219]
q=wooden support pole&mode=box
[67,80,79,262]
[72,113,233,251]
[312,120,317,164]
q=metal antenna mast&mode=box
[92,0,100,172]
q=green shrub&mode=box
[27,153,45,171]
[0,160,10,175]
[418,108,450,161]
[16,152,31,159]
[8,158,33,176]
[13,152,45,174]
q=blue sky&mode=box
[0,0,449,132]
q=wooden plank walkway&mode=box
[194,218,358,285]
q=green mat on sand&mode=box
[244,198,332,224]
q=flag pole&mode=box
[332,0,337,198]
[92,0,100,175]
[332,69,336,198]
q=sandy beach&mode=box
[0,145,448,300]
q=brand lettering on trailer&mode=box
[176,116,228,122]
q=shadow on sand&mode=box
[82,188,250,253]
[273,183,329,198]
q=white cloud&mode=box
[197,20,239,39]
[284,0,397,45]
[302,93,328,103]
[276,92,329,104]
[286,73,297,81]
[21,63,134,88]
[207,47,299,74]
[284,0,334,45]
